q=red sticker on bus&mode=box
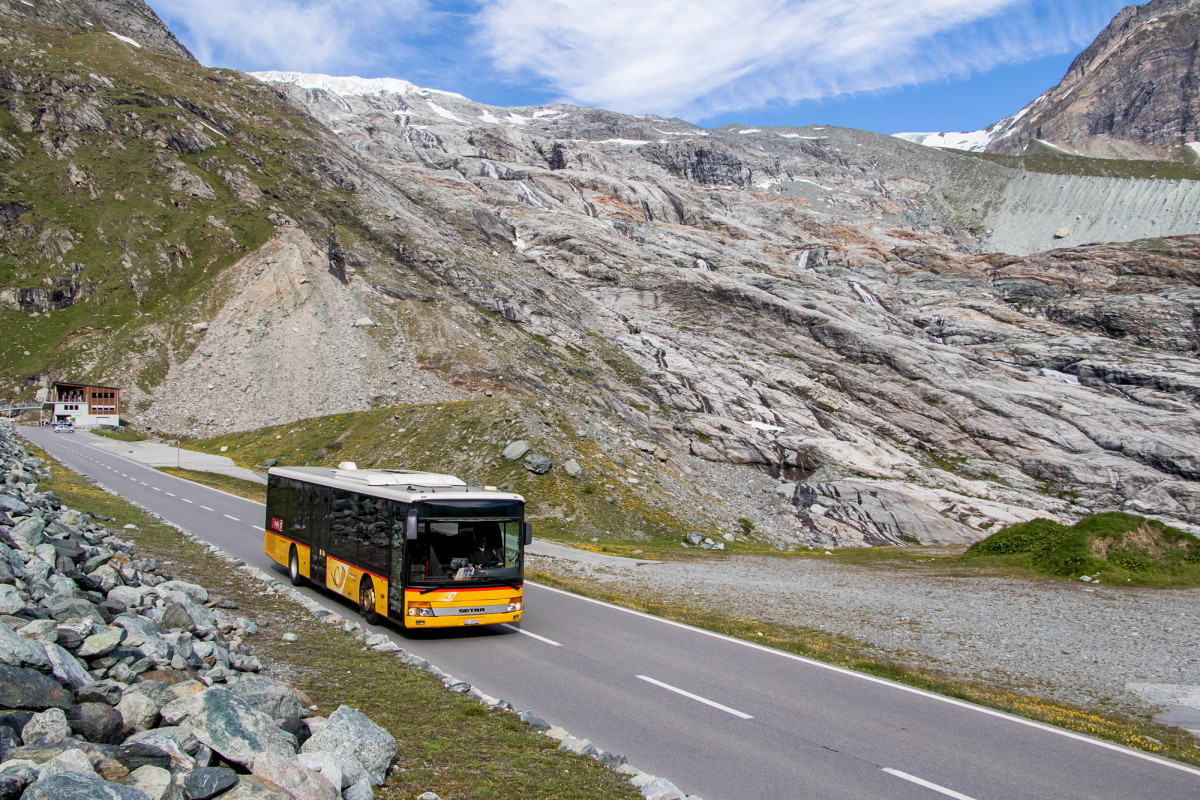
[270,517,283,532]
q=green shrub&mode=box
[962,512,1200,586]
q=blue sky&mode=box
[146,0,1135,135]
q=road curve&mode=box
[20,426,1200,800]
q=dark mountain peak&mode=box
[986,0,1200,158]
[0,0,195,61]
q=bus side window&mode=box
[284,478,308,544]
[357,494,389,576]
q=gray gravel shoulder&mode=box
[529,551,1200,720]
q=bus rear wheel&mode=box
[288,546,302,586]
[359,577,380,625]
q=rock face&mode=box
[0,0,195,61]
[983,0,1200,158]
[0,420,396,799]
[4,5,1200,550]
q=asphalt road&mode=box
[21,426,1200,800]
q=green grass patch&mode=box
[90,427,150,443]
[25,443,643,800]
[181,401,716,552]
[962,150,1200,182]
[960,513,1200,586]
[528,569,1200,767]
[156,467,266,505]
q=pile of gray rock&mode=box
[0,419,395,800]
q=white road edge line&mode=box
[223,514,239,521]
[637,675,753,719]
[530,583,1200,778]
[58,432,267,506]
[499,624,561,646]
[882,769,977,800]
[28,432,1200,780]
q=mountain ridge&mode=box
[899,0,1200,161]
[3,0,1200,550]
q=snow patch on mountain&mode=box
[252,71,466,100]
[108,31,142,48]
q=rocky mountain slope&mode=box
[3,1,1200,549]
[901,0,1200,161]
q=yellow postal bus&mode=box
[264,463,530,628]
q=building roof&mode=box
[51,381,120,390]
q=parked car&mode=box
[53,423,74,432]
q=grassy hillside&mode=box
[0,19,373,403]
[184,399,726,554]
[960,512,1200,586]
[962,149,1200,181]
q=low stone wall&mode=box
[0,421,392,800]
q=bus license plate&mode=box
[464,618,480,626]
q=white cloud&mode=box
[148,0,427,73]
[472,0,1128,118]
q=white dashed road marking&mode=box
[636,675,753,719]
[882,769,977,800]
[500,624,561,646]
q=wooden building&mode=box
[45,382,120,427]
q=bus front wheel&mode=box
[359,577,380,625]
[288,547,303,587]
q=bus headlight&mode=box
[407,602,435,617]
[506,601,523,613]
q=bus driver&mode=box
[469,534,503,568]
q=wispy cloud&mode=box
[472,0,1128,119]
[148,0,428,74]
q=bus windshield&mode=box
[408,502,524,586]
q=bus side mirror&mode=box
[521,521,532,546]
[406,508,418,541]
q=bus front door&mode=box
[308,489,328,587]
[387,513,407,618]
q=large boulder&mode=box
[107,585,155,609]
[220,775,291,799]
[228,675,302,721]
[161,601,215,633]
[0,665,72,710]
[78,627,126,658]
[251,751,337,800]
[46,597,106,625]
[300,705,395,785]
[155,581,208,604]
[501,441,531,461]
[21,708,69,745]
[21,771,151,800]
[0,584,23,615]
[125,765,177,800]
[9,515,44,547]
[0,494,30,516]
[66,703,124,744]
[182,767,239,800]
[117,691,161,735]
[0,620,51,670]
[113,741,176,773]
[42,643,94,691]
[160,687,296,770]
